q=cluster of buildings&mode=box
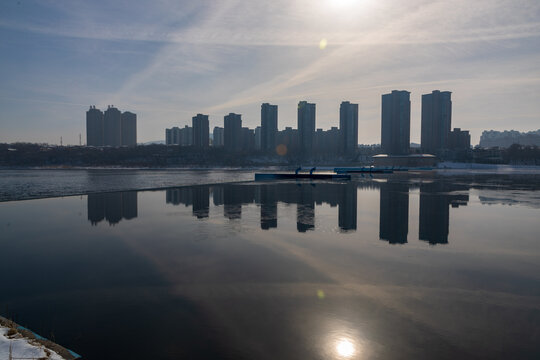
[479,129,540,148]
[86,105,137,147]
[84,90,470,157]
[165,90,470,159]
[166,101,359,156]
[383,90,470,156]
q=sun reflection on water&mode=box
[320,320,364,359]
[336,338,356,357]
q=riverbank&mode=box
[0,316,80,359]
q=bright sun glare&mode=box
[328,0,359,9]
[336,339,355,357]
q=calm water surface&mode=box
[0,173,539,359]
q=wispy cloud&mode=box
[1,0,539,144]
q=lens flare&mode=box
[276,144,287,156]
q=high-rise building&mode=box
[421,90,452,154]
[179,125,193,146]
[254,126,262,151]
[340,101,358,155]
[171,127,180,145]
[86,106,104,146]
[121,111,137,146]
[104,105,122,147]
[165,128,172,145]
[381,90,410,155]
[213,127,224,147]
[192,114,209,148]
[314,127,340,156]
[241,127,255,151]
[87,105,136,147]
[298,101,316,155]
[224,113,242,151]
[276,127,298,154]
[166,125,192,145]
[261,103,278,152]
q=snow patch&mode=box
[0,327,66,360]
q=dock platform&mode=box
[255,173,351,181]
[334,167,396,174]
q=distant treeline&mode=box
[472,144,540,165]
[0,143,374,167]
[1,143,539,167]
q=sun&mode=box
[328,0,359,9]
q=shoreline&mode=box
[0,316,80,360]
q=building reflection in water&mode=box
[192,186,210,219]
[379,181,409,244]
[87,191,138,225]
[163,180,470,242]
[258,185,277,230]
[338,183,357,232]
[419,182,469,244]
[165,182,358,233]
[166,187,209,219]
[296,184,315,232]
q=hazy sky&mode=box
[1,0,539,145]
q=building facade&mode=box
[121,111,137,146]
[381,90,410,155]
[103,106,122,147]
[448,128,471,150]
[213,126,224,147]
[241,127,255,151]
[261,103,278,152]
[421,90,452,154]
[339,101,358,155]
[254,126,261,151]
[297,101,316,155]
[192,114,209,148]
[224,113,242,151]
[86,106,104,146]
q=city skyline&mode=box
[164,93,465,153]
[1,1,540,145]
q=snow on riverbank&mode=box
[437,162,540,174]
[0,326,66,360]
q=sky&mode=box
[0,0,539,145]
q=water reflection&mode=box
[336,338,356,357]
[379,181,409,244]
[419,182,469,244]
[88,181,474,244]
[4,174,540,360]
[259,185,278,229]
[165,182,359,232]
[87,191,138,225]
